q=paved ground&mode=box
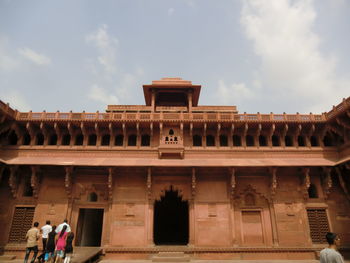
[2,258,350,263]
[100,260,350,263]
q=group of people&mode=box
[25,221,345,263]
[24,219,74,263]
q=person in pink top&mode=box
[55,225,68,263]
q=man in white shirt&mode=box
[320,232,344,263]
[40,220,52,252]
[55,219,71,233]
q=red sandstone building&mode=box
[0,78,349,260]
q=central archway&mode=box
[153,185,189,245]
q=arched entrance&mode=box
[153,186,189,245]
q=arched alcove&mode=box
[220,135,228,146]
[87,192,98,202]
[153,185,189,245]
[115,134,124,146]
[308,184,318,199]
[88,134,97,146]
[141,134,150,146]
[101,134,110,146]
[206,135,215,147]
[233,135,242,146]
[193,135,202,146]
[128,134,137,146]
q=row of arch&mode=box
[192,134,338,147]
[6,131,151,147]
[5,130,339,147]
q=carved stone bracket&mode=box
[64,166,73,199]
[322,167,332,200]
[191,168,196,199]
[335,167,350,202]
[30,166,40,198]
[302,167,310,200]
[147,167,152,200]
[269,167,277,198]
[9,165,18,198]
[230,167,236,199]
[108,167,114,203]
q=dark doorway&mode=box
[153,186,189,245]
[76,208,104,246]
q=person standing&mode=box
[320,232,344,263]
[37,220,52,263]
[24,222,40,263]
[64,232,74,263]
[44,225,56,262]
[40,220,52,252]
[55,225,68,263]
[55,219,71,233]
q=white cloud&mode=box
[86,24,118,74]
[227,0,350,113]
[2,90,31,111]
[18,47,51,65]
[85,25,145,105]
[0,37,20,71]
[168,8,175,16]
[218,80,253,105]
[87,84,119,105]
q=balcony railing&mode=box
[15,111,326,122]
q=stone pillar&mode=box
[188,90,193,112]
[151,89,156,112]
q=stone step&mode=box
[0,255,16,260]
[152,252,190,262]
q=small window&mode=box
[87,192,98,202]
[141,134,150,146]
[115,134,124,146]
[206,135,215,147]
[62,134,71,145]
[128,134,137,146]
[23,175,33,197]
[272,135,280,146]
[246,135,254,146]
[75,134,84,145]
[49,134,57,145]
[169,129,174,135]
[193,135,202,146]
[88,134,97,146]
[259,135,267,146]
[233,135,241,146]
[101,134,110,146]
[285,135,293,146]
[308,184,318,198]
[23,133,31,145]
[220,135,228,146]
[307,209,330,244]
[36,133,44,145]
[8,207,35,242]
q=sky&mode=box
[0,0,349,114]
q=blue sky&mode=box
[0,0,349,114]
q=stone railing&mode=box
[325,97,350,120]
[14,111,326,122]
